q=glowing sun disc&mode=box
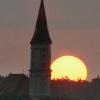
[51,56,88,81]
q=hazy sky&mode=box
[0,0,100,80]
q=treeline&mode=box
[39,96,95,100]
[0,95,95,100]
[0,93,31,100]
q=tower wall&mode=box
[29,44,51,100]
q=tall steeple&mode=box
[29,0,52,99]
[30,0,52,44]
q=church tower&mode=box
[29,0,52,99]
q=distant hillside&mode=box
[0,74,100,100]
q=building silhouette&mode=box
[0,74,100,100]
[29,0,52,100]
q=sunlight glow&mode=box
[51,56,87,81]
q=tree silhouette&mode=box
[0,93,21,100]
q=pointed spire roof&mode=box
[30,0,52,45]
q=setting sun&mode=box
[51,56,88,81]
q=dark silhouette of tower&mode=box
[29,0,52,100]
